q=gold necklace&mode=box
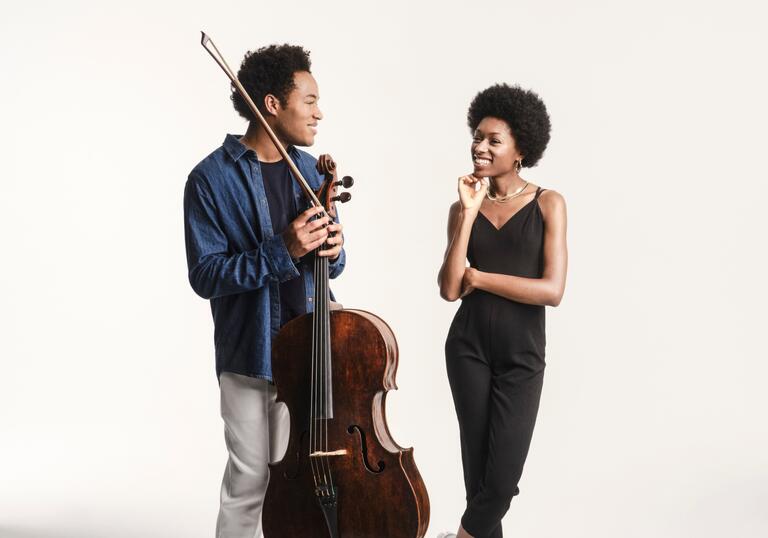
[486,181,529,203]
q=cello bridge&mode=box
[310,449,349,457]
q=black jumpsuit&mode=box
[445,186,547,538]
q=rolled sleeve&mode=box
[328,246,346,279]
[262,232,300,283]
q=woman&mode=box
[437,84,568,538]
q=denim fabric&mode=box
[184,134,346,380]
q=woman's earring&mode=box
[516,159,523,173]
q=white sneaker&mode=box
[437,533,457,538]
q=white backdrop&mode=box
[2,1,767,537]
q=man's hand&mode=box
[283,206,344,260]
[283,206,331,259]
[318,221,344,259]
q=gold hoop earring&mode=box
[516,159,523,173]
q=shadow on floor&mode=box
[0,526,172,538]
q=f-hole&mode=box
[347,425,385,473]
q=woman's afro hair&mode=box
[231,44,312,122]
[467,84,551,168]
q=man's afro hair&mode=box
[231,44,312,121]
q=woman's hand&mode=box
[460,267,481,298]
[458,174,489,213]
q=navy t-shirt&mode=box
[258,158,307,326]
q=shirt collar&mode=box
[223,133,297,162]
[223,134,249,161]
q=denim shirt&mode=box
[184,134,346,381]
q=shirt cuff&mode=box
[263,233,300,283]
[328,247,346,278]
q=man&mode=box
[184,44,346,537]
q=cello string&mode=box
[309,245,320,488]
[316,245,331,490]
[323,250,334,492]
[315,245,328,485]
[321,248,332,490]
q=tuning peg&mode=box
[334,176,354,188]
[331,192,352,203]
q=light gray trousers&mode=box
[216,372,290,538]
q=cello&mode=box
[201,33,430,538]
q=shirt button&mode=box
[308,297,313,302]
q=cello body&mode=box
[263,308,430,537]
